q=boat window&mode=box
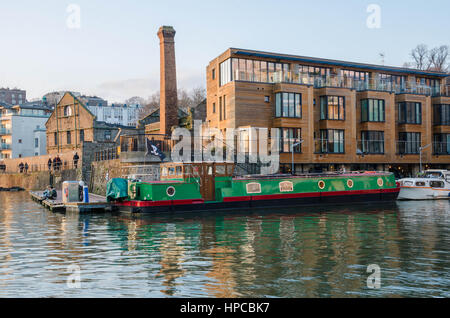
[216,165,226,175]
[184,166,192,175]
[425,172,442,179]
[247,183,262,194]
[176,166,183,176]
[161,167,168,177]
[280,181,294,192]
[430,181,444,188]
[416,181,426,187]
[168,167,175,176]
[445,175,450,183]
[403,181,413,186]
[207,166,213,175]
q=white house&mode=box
[0,102,51,159]
[87,103,142,127]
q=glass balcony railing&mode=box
[0,143,11,150]
[356,140,386,155]
[433,142,450,155]
[397,141,421,155]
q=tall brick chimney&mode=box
[157,26,178,136]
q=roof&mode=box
[230,48,449,78]
[0,101,12,109]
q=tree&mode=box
[406,44,449,72]
[410,44,430,70]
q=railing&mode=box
[0,143,11,150]
[0,128,11,135]
[233,69,449,96]
[94,147,119,162]
[397,141,421,155]
[119,134,173,154]
[356,140,385,155]
[314,139,345,154]
[433,142,450,155]
[9,161,80,174]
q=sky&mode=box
[0,0,449,103]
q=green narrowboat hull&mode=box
[110,172,400,214]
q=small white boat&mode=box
[398,170,450,200]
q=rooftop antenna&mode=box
[379,52,385,65]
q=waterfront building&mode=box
[206,48,450,176]
[45,92,140,155]
[0,88,26,106]
[87,102,142,127]
[0,101,52,159]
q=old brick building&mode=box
[45,92,139,155]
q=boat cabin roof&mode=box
[160,162,235,179]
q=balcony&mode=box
[0,128,11,135]
[397,141,421,155]
[433,142,450,155]
[0,143,11,150]
[356,140,385,155]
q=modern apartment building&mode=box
[206,48,450,176]
[0,88,26,105]
[0,101,52,159]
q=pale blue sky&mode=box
[0,0,448,102]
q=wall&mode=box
[0,169,78,191]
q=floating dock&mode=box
[30,191,112,213]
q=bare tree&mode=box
[139,91,160,119]
[410,44,430,70]
[428,45,449,72]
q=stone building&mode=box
[45,92,140,155]
[0,88,26,105]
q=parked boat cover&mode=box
[106,178,128,202]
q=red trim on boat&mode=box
[116,199,204,207]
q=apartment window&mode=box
[104,130,111,140]
[361,99,385,122]
[212,68,216,80]
[433,134,450,155]
[67,131,71,144]
[320,129,345,154]
[219,97,223,121]
[212,103,216,114]
[361,131,385,154]
[398,102,422,124]
[219,59,231,86]
[79,129,84,142]
[223,95,226,120]
[264,96,270,103]
[398,132,421,154]
[54,132,58,145]
[433,104,450,126]
[231,58,289,83]
[275,92,301,118]
[320,96,345,120]
[35,138,39,148]
[18,139,22,144]
[279,128,302,153]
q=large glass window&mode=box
[275,92,302,118]
[320,96,345,120]
[398,132,421,154]
[320,129,345,154]
[231,58,289,83]
[361,131,385,154]
[398,102,422,124]
[434,104,450,126]
[219,59,232,86]
[361,99,385,122]
[279,128,302,153]
[433,134,450,155]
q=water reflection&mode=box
[0,192,449,298]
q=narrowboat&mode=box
[107,162,401,214]
[398,170,450,200]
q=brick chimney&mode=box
[157,26,178,136]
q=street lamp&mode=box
[419,143,432,173]
[291,139,304,175]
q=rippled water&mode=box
[0,192,449,298]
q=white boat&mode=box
[398,170,450,200]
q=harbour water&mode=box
[0,192,449,298]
